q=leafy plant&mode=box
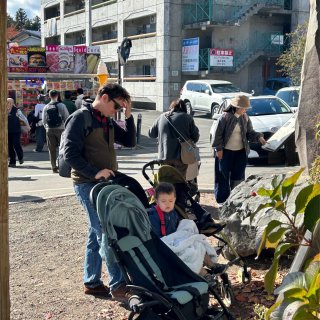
[250,168,320,318]
[253,304,268,320]
[276,21,308,86]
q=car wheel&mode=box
[186,102,194,116]
[210,104,219,119]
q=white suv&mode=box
[180,79,250,118]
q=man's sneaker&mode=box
[52,168,59,173]
[84,284,110,296]
[8,163,16,168]
[33,149,43,152]
[19,159,24,165]
[111,283,129,302]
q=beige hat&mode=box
[230,95,250,109]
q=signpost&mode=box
[0,1,10,318]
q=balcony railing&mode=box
[184,0,292,25]
[198,31,284,71]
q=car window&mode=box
[247,98,292,116]
[276,90,299,108]
[265,80,273,89]
[211,84,241,93]
[201,84,210,93]
[194,83,202,92]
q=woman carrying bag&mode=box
[148,99,200,178]
[211,95,266,205]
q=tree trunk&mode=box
[0,1,10,319]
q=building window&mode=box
[92,0,117,6]
[45,35,61,46]
[124,59,156,79]
[65,30,86,45]
[64,0,85,15]
[44,4,60,20]
[124,15,156,38]
[92,23,117,42]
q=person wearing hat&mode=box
[211,95,266,204]
[33,94,47,152]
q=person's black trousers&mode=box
[8,132,23,165]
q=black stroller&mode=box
[91,183,236,319]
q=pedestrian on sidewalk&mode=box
[33,94,47,152]
[63,83,136,300]
[211,95,266,204]
[7,98,30,167]
[148,99,199,178]
[75,88,84,109]
[62,91,77,115]
[42,90,69,173]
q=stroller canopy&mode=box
[96,185,152,242]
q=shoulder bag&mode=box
[165,114,198,165]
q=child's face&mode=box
[156,192,176,213]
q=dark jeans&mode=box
[35,126,46,151]
[8,132,23,165]
[214,149,247,203]
[46,128,63,170]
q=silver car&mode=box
[210,96,297,164]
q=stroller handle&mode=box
[142,159,164,186]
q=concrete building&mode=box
[40,0,309,111]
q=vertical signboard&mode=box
[74,46,87,74]
[46,45,59,73]
[210,48,234,67]
[182,38,199,72]
[27,47,47,73]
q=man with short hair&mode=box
[62,91,77,114]
[42,90,69,173]
[63,83,136,300]
[75,87,84,109]
[33,94,47,152]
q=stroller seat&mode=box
[118,235,208,306]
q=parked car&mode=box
[275,86,300,111]
[262,77,291,95]
[180,79,250,118]
[209,96,298,165]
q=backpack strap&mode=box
[155,205,166,237]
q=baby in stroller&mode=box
[148,182,227,276]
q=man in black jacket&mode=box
[63,83,136,300]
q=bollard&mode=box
[136,113,142,145]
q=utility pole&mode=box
[0,0,10,319]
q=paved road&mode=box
[8,108,300,203]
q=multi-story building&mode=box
[40,0,309,111]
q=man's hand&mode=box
[95,168,115,180]
[259,136,267,145]
[216,150,223,160]
[123,100,131,118]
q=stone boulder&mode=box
[218,174,306,259]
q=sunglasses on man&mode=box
[110,98,123,111]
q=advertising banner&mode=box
[46,45,59,73]
[28,47,47,73]
[74,46,87,74]
[210,48,234,67]
[8,46,28,72]
[182,38,199,72]
[86,46,100,74]
[59,45,74,73]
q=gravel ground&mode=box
[9,193,283,320]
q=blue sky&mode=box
[7,1,40,19]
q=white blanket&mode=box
[161,219,217,274]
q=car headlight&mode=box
[270,127,279,133]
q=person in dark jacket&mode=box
[212,95,266,204]
[63,83,136,301]
[7,98,30,167]
[148,99,200,178]
[62,91,77,115]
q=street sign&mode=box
[262,114,296,152]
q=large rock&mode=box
[218,174,306,259]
